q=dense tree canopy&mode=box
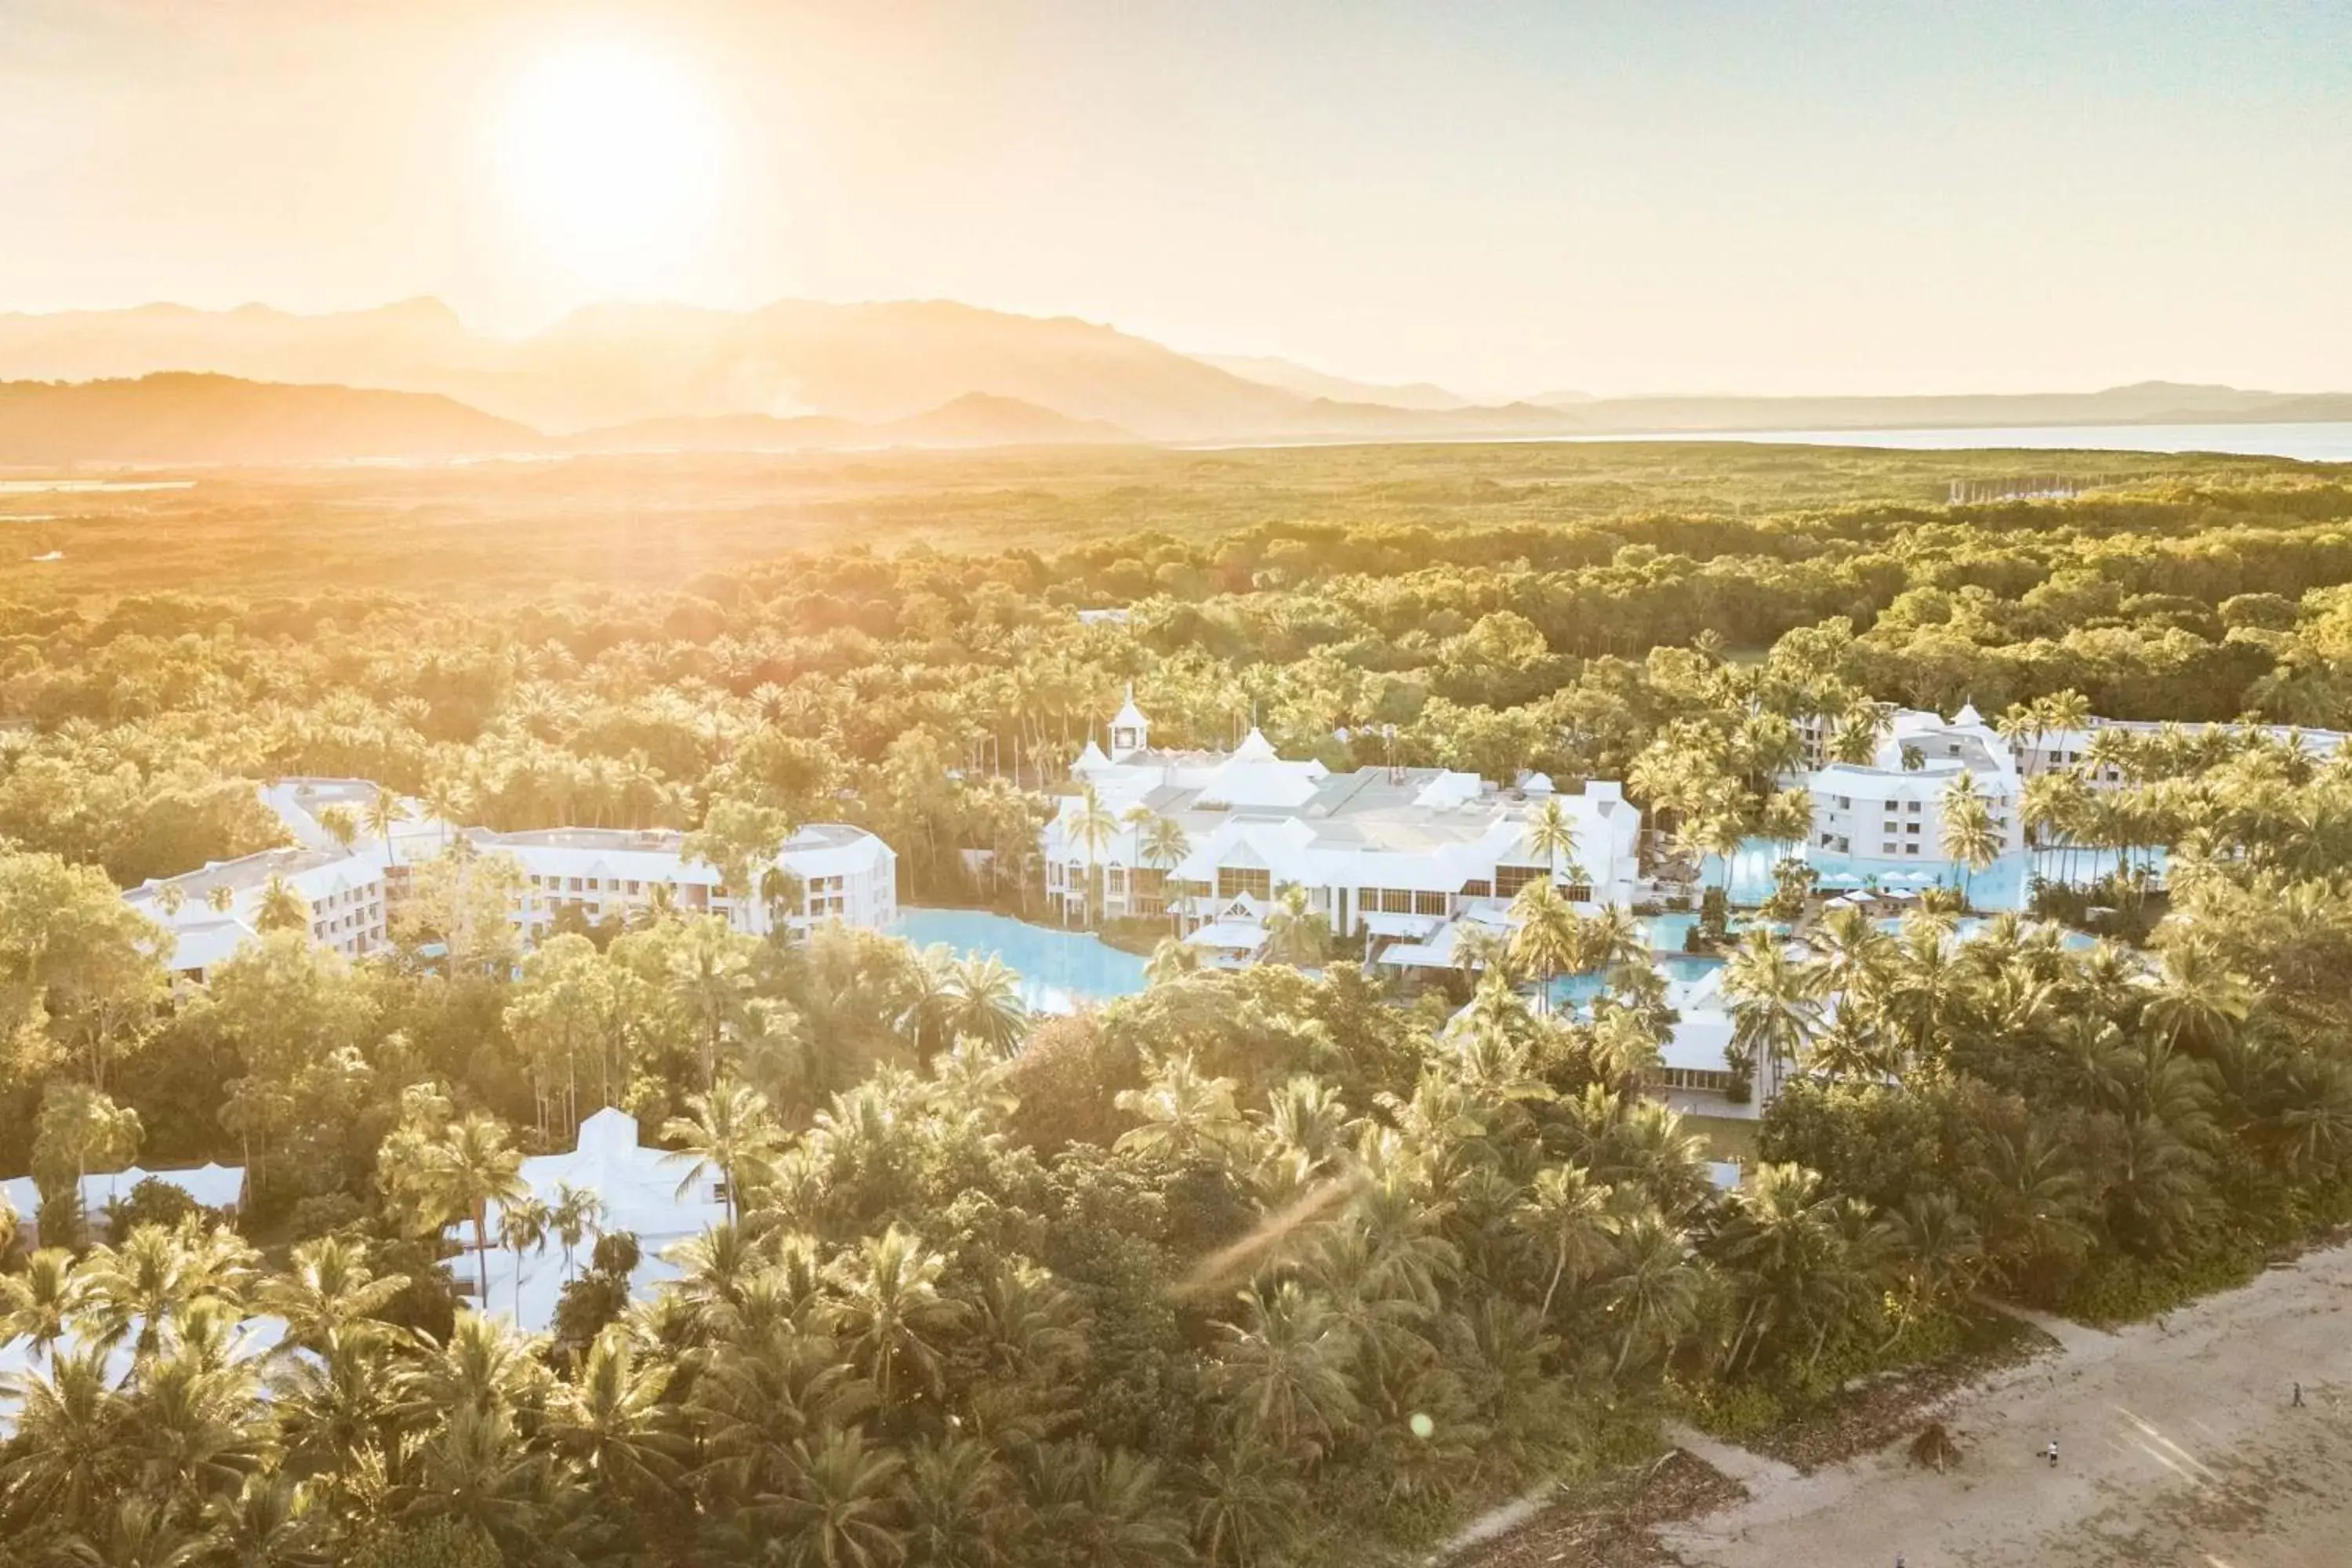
[8,468,2352,1562]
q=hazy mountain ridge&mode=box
[0,372,538,463]
[2,299,2350,456]
[0,373,1138,465]
[1197,353,1475,412]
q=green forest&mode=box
[8,445,2352,1566]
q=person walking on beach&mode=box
[2294,1381,2306,1407]
[2045,1439,2059,1467]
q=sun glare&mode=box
[496,42,724,303]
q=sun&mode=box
[495,42,724,302]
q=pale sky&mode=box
[5,0,2351,397]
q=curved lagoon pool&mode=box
[893,908,1150,1012]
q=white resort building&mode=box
[1801,702,2025,864]
[1041,691,1642,965]
[125,777,897,979]
[1,1162,247,1247]
[2009,717,2345,784]
[445,1106,723,1334]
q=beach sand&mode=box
[1655,1243,2352,1567]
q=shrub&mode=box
[103,1177,205,1238]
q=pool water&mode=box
[893,908,1150,1012]
[1701,842,2166,913]
[1548,953,1722,1010]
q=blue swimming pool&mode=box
[892,908,1150,1012]
[1700,842,2165,914]
[1548,953,1722,1010]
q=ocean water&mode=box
[1553,423,2352,463]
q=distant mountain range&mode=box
[1196,354,1478,412]
[0,373,535,464]
[0,375,1136,465]
[2,296,2350,464]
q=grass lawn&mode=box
[1683,1112,1761,1166]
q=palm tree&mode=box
[1523,797,1580,889]
[822,1223,967,1404]
[1513,1165,1617,1320]
[254,874,309,935]
[1135,813,1192,935]
[758,1427,909,1568]
[662,1079,784,1225]
[898,946,960,1065]
[2143,943,2252,1054]
[1722,927,1824,1099]
[1189,1430,1306,1568]
[2020,770,2089,886]
[51,1496,209,1568]
[75,1222,251,1359]
[543,1327,682,1501]
[0,1247,78,1356]
[1938,773,2001,909]
[258,1234,408,1347]
[496,1192,550,1323]
[1758,788,1813,868]
[419,1114,526,1308]
[1829,703,1887,765]
[365,787,406,862]
[669,916,753,1089]
[1210,1280,1363,1461]
[206,884,237,916]
[1114,1054,1249,1164]
[316,803,360,854]
[1260,884,1330,967]
[1508,879,1582,1012]
[153,883,186,919]
[943,953,1031,1054]
[1068,783,1119,926]
[902,1435,1012,1568]
[547,1181,606,1284]
[0,1342,130,1526]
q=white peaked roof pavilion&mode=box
[448,1107,725,1334]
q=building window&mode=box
[1462,879,1493,898]
[1107,867,1127,895]
[1494,864,1546,898]
[1563,881,1592,902]
[1378,887,1414,914]
[1215,867,1271,902]
[1413,890,1449,916]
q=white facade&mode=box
[1,1162,246,1247]
[2011,717,2345,786]
[129,778,897,977]
[492,822,895,944]
[1802,703,2024,866]
[1042,694,1642,961]
[447,1106,725,1334]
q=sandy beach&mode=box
[1654,1243,2352,1567]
